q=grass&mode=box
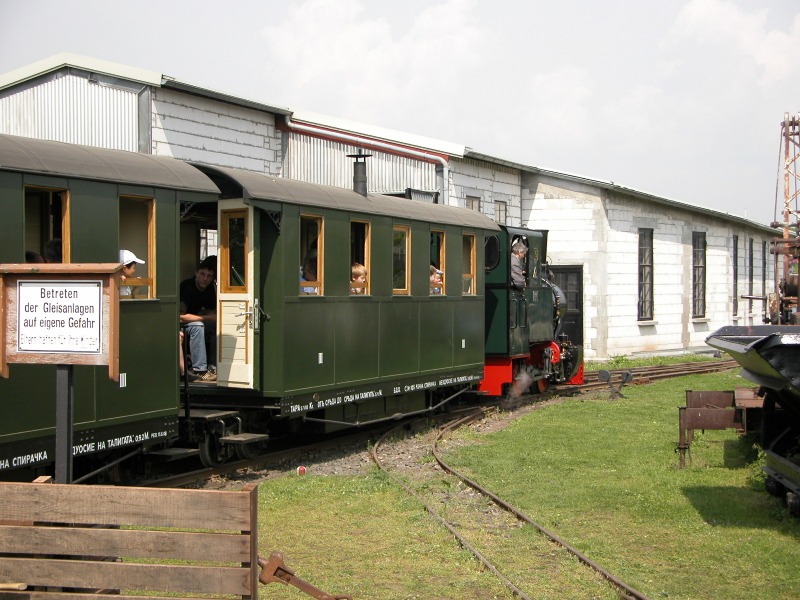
[444,371,800,599]
[257,369,800,599]
[257,473,510,598]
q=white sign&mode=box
[17,280,103,354]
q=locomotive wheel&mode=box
[765,476,786,498]
[235,441,267,461]
[199,432,229,467]
[537,378,549,394]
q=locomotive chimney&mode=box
[348,149,372,197]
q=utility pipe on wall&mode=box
[283,114,450,205]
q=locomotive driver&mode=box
[510,242,528,290]
[180,257,217,382]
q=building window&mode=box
[300,215,323,295]
[430,230,445,295]
[119,196,155,299]
[748,238,754,314]
[392,225,410,295]
[466,195,481,212]
[220,209,247,293]
[638,228,653,320]
[495,201,507,225]
[732,235,739,317]
[462,234,476,295]
[692,232,706,318]
[350,220,370,295]
[25,187,69,263]
[762,240,767,317]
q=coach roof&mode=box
[192,163,500,231]
[0,134,219,194]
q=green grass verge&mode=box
[258,472,511,598]
[257,370,800,599]
[445,371,800,599]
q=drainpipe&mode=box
[283,114,450,205]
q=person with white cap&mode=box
[119,249,145,298]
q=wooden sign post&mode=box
[0,264,121,483]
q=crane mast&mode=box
[769,113,800,323]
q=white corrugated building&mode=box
[0,53,776,359]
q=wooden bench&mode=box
[0,479,350,600]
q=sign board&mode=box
[0,264,121,381]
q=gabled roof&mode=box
[0,53,162,90]
[0,52,292,116]
[0,54,774,232]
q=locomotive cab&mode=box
[480,226,582,397]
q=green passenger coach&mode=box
[0,133,503,477]
[0,134,219,479]
[185,163,500,455]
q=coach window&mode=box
[24,187,69,263]
[430,230,445,295]
[392,225,410,295]
[221,209,247,293]
[300,215,323,295]
[119,196,155,299]
[462,234,476,295]
[350,220,370,295]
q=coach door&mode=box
[216,199,258,388]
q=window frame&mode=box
[119,195,156,299]
[430,230,445,296]
[466,195,481,212]
[350,220,371,296]
[748,237,754,314]
[24,186,70,263]
[637,228,653,321]
[462,233,476,295]
[732,235,739,317]
[220,208,248,294]
[495,200,507,225]
[761,240,767,318]
[392,225,411,295]
[300,214,324,296]
[692,232,706,318]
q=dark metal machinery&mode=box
[705,326,800,514]
[703,115,800,514]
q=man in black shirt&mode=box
[180,257,217,382]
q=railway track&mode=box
[372,410,652,600]
[140,357,740,596]
[563,358,739,394]
[143,358,739,490]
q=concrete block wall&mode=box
[524,173,775,359]
[450,157,521,225]
[151,88,282,175]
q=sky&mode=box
[1,0,800,226]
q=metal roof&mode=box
[0,53,162,91]
[0,53,293,116]
[0,133,220,194]
[466,149,776,234]
[193,163,500,230]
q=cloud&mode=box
[258,0,486,127]
[671,0,800,85]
